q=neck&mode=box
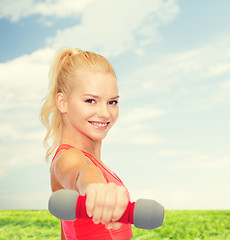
[60,126,102,161]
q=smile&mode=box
[88,121,109,130]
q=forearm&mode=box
[76,164,106,195]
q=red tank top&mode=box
[51,144,133,240]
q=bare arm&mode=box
[53,148,128,229]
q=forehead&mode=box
[74,71,118,96]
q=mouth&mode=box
[88,121,110,130]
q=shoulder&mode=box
[54,148,89,170]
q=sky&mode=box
[0,0,230,210]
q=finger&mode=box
[105,222,122,230]
[111,187,128,222]
[101,192,116,224]
[92,188,105,224]
[85,186,96,218]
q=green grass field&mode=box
[0,210,230,239]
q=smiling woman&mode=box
[40,48,117,160]
[40,48,133,240]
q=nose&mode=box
[97,103,110,119]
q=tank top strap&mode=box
[80,150,101,167]
[81,150,123,185]
[51,144,74,163]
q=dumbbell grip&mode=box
[76,195,135,224]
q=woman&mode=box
[40,48,133,240]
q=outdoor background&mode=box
[0,0,229,210]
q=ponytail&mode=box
[40,47,116,161]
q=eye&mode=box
[108,100,118,105]
[85,99,96,104]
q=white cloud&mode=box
[0,0,33,22]
[154,149,230,170]
[0,0,180,57]
[172,156,230,170]
[105,105,166,145]
[129,133,165,145]
[0,47,53,110]
[119,106,165,125]
[129,186,230,209]
[119,35,230,112]
[140,36,230,86]
[0,122,44,142]
[156,149,193,157]
[47,0,180,57]
[0,190,50,209]
[0,0,92,22]
[32,0,93,18]
[212,78,230,105]
[0,142,46,178]
[0,48,54,177]
[0,47,53,119]
[220,80,230,89]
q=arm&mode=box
[53,148,128,229]
[54,148,106,191]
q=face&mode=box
[60,71,119,141]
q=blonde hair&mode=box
[40,47,116,161]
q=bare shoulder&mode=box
[54,148,88,170]
[51,148,92,190]
[51,147,108,193]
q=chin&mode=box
[91,135,107,142]
[88,131,109,142]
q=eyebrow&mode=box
[82,94,120,99]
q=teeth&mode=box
[91,122,107,127]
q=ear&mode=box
[56,93,68,113]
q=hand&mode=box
[85,183,129,230]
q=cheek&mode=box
[112,107,119,121]
[76,104,95,120]
[68,103,86,122]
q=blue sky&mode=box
[0,0,230,210]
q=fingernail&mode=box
[87,210,92,218]
[93,219,100,224]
